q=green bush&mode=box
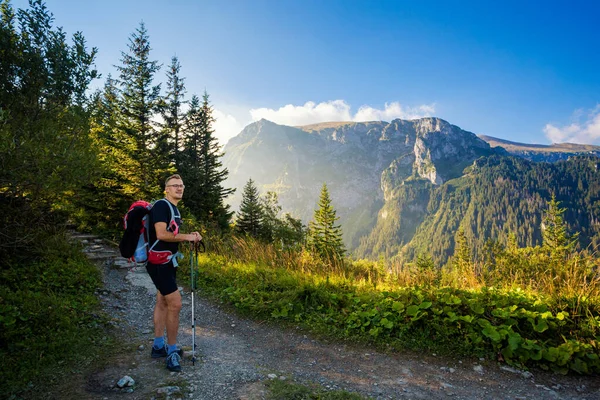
[0,235,107,397]
[192,253,600,374]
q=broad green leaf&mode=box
[419,301,432,309]
[482,326,501,342]
[406,305,419,316]
[392,301,405,312]
[533,319,549,333]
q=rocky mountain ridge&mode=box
[222,118,600,262]
[223,117,497,250]
[479,135,600,162]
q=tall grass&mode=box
[202,231,600,308]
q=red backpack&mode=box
[118,199,176,264]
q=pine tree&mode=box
[160,55,186,168]
[115,21,165,197]
[308,183,345,260]
[181,91,234,230]
[542,195,578,259]
[452,229,472,271]
[260,191,282,242]
[236,178,262,237]
[79,75,140,230]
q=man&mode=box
[146,174,201,372]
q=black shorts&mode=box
[146,262,178,296]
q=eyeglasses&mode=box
[167,184,185,189]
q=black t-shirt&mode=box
[148,199,182,255]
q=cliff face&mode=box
[223,117,497,248]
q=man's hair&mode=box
[165,174,182,186]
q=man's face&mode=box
[165,178,185,200]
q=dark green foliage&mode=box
[542,195,579,259]
[308,184,345,260]
[115,21,167,198]
[236,178,263,237]
[74,75,140,234]
[401,156,600,266]
[0,0,99,258]
[0,234,106,397]
[160,55,186,168]
[260,191,305,247]
[180,92,234,230]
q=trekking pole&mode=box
[190,241,197,366]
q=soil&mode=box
[44,234,600,399]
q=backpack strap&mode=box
[149,198,178,252]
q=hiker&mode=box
[146,174,201,372]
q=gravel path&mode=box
[71,234,600,400]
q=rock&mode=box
[142,329,152,334]
[267,374,277,379]
[473,365,484,374]
[138,345,145,351]
[521,371,533,379]
[156,386,181,395]
[116,375,135,388]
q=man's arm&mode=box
[155,222,202,243]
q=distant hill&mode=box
[223,119,600,265]
[479,135,600,162]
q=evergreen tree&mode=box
[542,195,578,259]
[452,229,472,271]
[260,191,282,242]
[0,0,98,258]
[308,183,345,260]
[78,75,140,231]
[236,178,262,237]
[181,91,234,230]
[160,55,186,168]
[115,21,165,197]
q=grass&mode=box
[182,233,600,374]
[0,233,114,399]
[266,378,367,400]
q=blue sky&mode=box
[12,0,600,145]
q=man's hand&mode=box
[188,231,202,243]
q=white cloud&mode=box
[543,105,600,144]
[249,100,352,126]
[353,102,436,122]
[212,100,436,145]
[213,108,246,145]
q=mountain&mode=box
[222,118,600,265]
[479,135,600,162]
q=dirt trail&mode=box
[60,234,600,400]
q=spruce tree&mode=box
[542,195,578,259]
[160,55,186,168]
[260,191,282,242]
[80,75,140,230]
[115,21,165,197]
[308,183,345,260]
[181,91,234,230]
[236,178,263,237]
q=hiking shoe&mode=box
[166,351,182,372]
[151,345,183,358]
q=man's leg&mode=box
[163,289,182,347]
[154,292,168,338]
